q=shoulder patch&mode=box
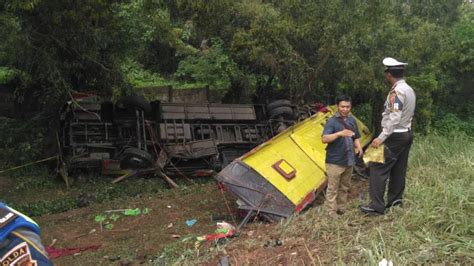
[389,91,404,112]
[393,94,404,111]
[1,242,38,266]
[0,207,18,229]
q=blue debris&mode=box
[185,219,197,227]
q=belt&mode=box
[393,128,409,133]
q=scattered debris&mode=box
[154,255,165,266]
[49,238,57,247]
[107,228,130,233]
[190,221,237,250]
[108,255,121,262]
[216,221,235,231]
[379,259,394,266]
[171,234,181,238]
[180,236,193,243]
[105,209,132,213]
[204,222,235,242]
[264,238,282,247]
[205,228,233,241]
[211,214,234,222]
[185,219,197,227]
[167,223,173,228]
[69,229,96,240]
[218,256,229,266]
[246,230,255,237]
[46,244,102,259]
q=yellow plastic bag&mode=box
[363,145,385,165]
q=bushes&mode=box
[432,113,474,136]
[0,116,49,167]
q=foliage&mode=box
[121,58,208,92]
[432,4,474,116]
[175,39,241,91]
[122,58,171,89]
[1,0,129,113]
[93,208,150,230]
[432,113,474,136]
[0,67,16,83]
[0,0,473,166]
[0,116,49,167]
[352,103,373,132]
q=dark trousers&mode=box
[368,131,413,213]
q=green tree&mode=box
[1,0,128,114]
[175,38,241,91]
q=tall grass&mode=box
[276,133,473,264]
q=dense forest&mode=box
[0,0,473,166]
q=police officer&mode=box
[360,57,416,215]
[0,202,53,265]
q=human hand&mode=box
[355,147,364,158]
[338,129,355,137]
[371,138,383,148]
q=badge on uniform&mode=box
[1,242,38,266]
[389,92,403,112]
[0,208,18,229]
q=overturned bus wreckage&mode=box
[58,93,313,184]
[215,106,373,227]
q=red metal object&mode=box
[217,182,227,191]
[294,192,316,213]
[195,169,214,177]
[205,230,234,241]
[71,92,97,100]
[313,102,329,113]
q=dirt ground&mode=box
[34,183,234,265]
[2,174,368,265]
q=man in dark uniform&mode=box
[360,57,416,215]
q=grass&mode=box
[276,133,474,264]
[0,165,213,217]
